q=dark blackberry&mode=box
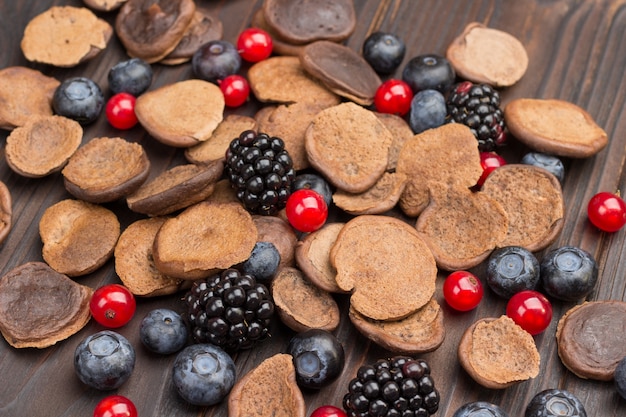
[343,356,440,417]
[225,130,296,215]
[446,81,506,152]
[182,269,274,352]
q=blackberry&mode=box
[225,130,296,215]
[343,356,440,417]
[182,269,274,352]
[446,81,506,152]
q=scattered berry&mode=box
[287,329,345,390]
[524,389,587,417]
[477,151,506,187]
[446,81,506,151]
[452,401,509,417]
[219,74,250,107]
[362,31,406,74]
[443,270,484,311]
[93,395,138,417]
[225,130,296,215]
[74,330,135,391]
[105,92,138,130]
[614,356,626,400]
[311,405,348,417]
[53,77,104,125]
[139,308,188,355]
[108,58,152,96]
[241,241,281,281]
[343,357,440,417]
[520,152,565,184]
[506,290,553,335]
[374,79,413,116]
[402,54,456,93]
[486,246,540,299]
[409,88,447,134]
[90,284,136,328]
[587,191,626,232]
[540,246,598,302]
[286,188,329,233]
[192,40,242,83]
[237,27,273,62]
[183,268,274,352]
[293,172,334,208]
[172,343,236,406]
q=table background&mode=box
[1,0,626,416]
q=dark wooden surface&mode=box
[1,0,626,416]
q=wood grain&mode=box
[1,0,626,416]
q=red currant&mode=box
[587,191,626,232]
[506,290,552,335]
[374,79,414,116]
[476,151,506,187]
[93,395,138,417]
[105,92,138,130]
[442,270,484,311]
[219,74,250,107]
[237,28,273,62]
[90,284,136,328]
[310,405,347,417]
[285,189,328,233]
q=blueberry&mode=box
[408,89,447,134]
[540,246,598,301]
[362,31,406,74]
[172,343,236,406]
[53,77,104,125]
[525,389,587,417]
[452,401,510,417]
[139,308,188,355]
[402,54,456,93]
[192,40,241,83]
[614,356,626,399]
[293,173,333,208]
[287,329,345,390]
[520,152,565,184]
[108,58,153,96]
[486,246,540,299]
[74,330,135,390]
[241,241,281,281]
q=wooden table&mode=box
[1,0,626,416]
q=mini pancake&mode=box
[161,9,223,65]
[332,172,407,215]
[253,215,298,269]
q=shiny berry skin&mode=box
[443,271,484,311]
[520,152,565,184]
[477,151,506,187]
[402,54,456,93]
[293,173,333,208]
[525,389,587,417]
[540,246,598,302]
[90,284,136,328]
[452,401,509,417]
[362,31,406,74]
[311,405,348,417]
[105,93,138,130]
[53,77,104,125]
[192,40,241,83]
[93,395,138,417]
[285,189,328,233]
[374,79,413,116]
[587,191,626,232]
[237,28,273,62]
[287,329,345,389]
[506,290,553,335]
[218,74,250,107]
[409,88,446,134]
[486,246,540,299]
[108,58,152,96]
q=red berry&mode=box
[219,74,250,107]
[374,79,414,116]
[105,92,138,130]
[237,28,273,62]
[506,290,552,335]
[285,189,328,233]
[310,405,347,417]
[587,191,626,232]
[477,151,506,187]
[442,271,484,311]
[90,284,136,328]
[93,395,138,417]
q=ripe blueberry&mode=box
[362,31,406,74]
[293,172,333,208]
[486,246,540,299]
[53,77,104,125]
[74,330,135,390]
[139,308,188,355]
[614,356,626,400]
[192,40,241,83]
[287,329,345,389]
[525,389,587,417]
[540,246,598,301]
[520,152,565,184]
[108,58,153,96]
[241,241,281,281]
[452,401,509,417]
[409,89,447,134]
[402,54,456,93]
